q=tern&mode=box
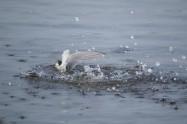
[55,49,105,72]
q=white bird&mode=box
[55,49,105,72]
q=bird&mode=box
[55,49,105,72]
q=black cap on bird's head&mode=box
[55,60,62,70]
[57,60,62,66]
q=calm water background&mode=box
[0,0,187,124]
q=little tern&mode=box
[55,49,105,72]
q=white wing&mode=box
[67,51,105,65]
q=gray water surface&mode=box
[0,0,187,124]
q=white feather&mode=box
[55,49,105,72]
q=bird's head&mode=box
[55,60,62,68]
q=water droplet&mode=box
[134,42,137,46]
[130,35,134,39]
[38,71,45,77]
[119,45,123,48]
[155,62,160,66]
[182,55,186,59]
[92,47,95,50]
[28,51,31,54]
[130,11,134,14]
[147,68,152,73]
[169,47,173,52]
[143,64,147,69]
[71,43,74,46]
[81,34,85,38]
[107,88,112,92]
[83,42,86,45]
[88,49,91,52]
[8,82,12,86]
[172,58,177,62]
[137,60,141,64]
[176,73,179,76]
[75,17,79,22]
[160,76,163,80]
[136,71,142,75]
[112,86,116,91]
[135,71,139,75]
[125,46,129,48]
[173,78,177,81]
[179,65,182,68]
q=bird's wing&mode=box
[68,51,105,64]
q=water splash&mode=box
[75,16,79,22]
[19,62,187,86]
[147,68,153,73]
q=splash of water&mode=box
[19,62,186,86]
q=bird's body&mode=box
[55,49,105,72]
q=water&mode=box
[0,0,187,124]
